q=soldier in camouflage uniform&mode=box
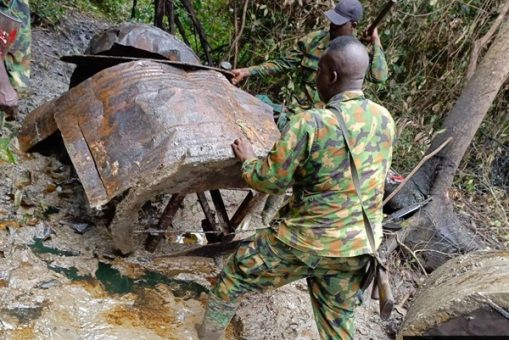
[198,36,395,339]
[232,0,388,125]
[0,0,30,120]
[239,0,389,223]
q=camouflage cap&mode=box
[325,0,363,26]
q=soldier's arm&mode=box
[241,114,314,194]
[231,45,303,84]
[365,28,389,84]
[246,45,303,78]
[245,30,323,78]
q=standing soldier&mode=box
[232,0,388,128]
[0,0,31,120]
[198,36,395,340]
[235,0,390,224]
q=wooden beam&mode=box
[230,191,267,228]
[210,190,233,233]
[145,193,186,252]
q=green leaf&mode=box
[0,138,17,164]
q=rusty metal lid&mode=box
[68,23,203,87]
[86,23,200,64]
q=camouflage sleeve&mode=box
[241,114,314,194]
[247,40,305,78]
[366,45,388,84]
[3,0,31,89]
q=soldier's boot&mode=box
[0,62,18,121]
[261,194,286,226]
[197,320,225,340]
[197,293,237,340]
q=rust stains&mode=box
[103,288,178,339]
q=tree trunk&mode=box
[154,0,165,28]
[180,0,212,65]
[391,20,509,269]
[131,0,138,19]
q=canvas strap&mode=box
[328,104,378,254]
[328,103,388,275]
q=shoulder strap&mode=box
[328,104,377,255]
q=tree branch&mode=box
[175,15,190,46]
[466,0,509,80]
[166,0,175,35]
[131,0,138,19]
[154,0,165,28]
[179,0,212,65]
[383,137,452,206]
[229,0,250,68]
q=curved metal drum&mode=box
[19,60,279,253]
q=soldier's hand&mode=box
[231,138,256,162]
[231,68,250,86]
[362,27,382,47]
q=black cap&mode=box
[325,0,363,26]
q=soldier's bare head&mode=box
[317,36,369,103]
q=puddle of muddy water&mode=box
[30,239,208,299]
[30,239,79,257]
[0,238,221,339]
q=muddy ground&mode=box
[0,12,419,339]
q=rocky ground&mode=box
[0,11,419,339]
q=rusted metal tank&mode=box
[20,59,278,254]
[70,23,201,87]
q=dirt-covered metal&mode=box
[86,22,200,63]
[69,23,201,86]
[19,60,278,254]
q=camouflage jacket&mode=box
[247,30,388,111]
[1,0,31,89]
[241,91,395,257]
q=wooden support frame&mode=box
[145,190,267,252]
[230,191,267,228]
[210,190,234,234]
[145,193,186,252]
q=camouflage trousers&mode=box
[203,228,370,340]
[1,0,31,90]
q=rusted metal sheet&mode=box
[69,23,201,87]
[20,60,279,254]
[86,23,200,64]
[50,60,278,208]
[62,54,234,80]
[18,98,60,152]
